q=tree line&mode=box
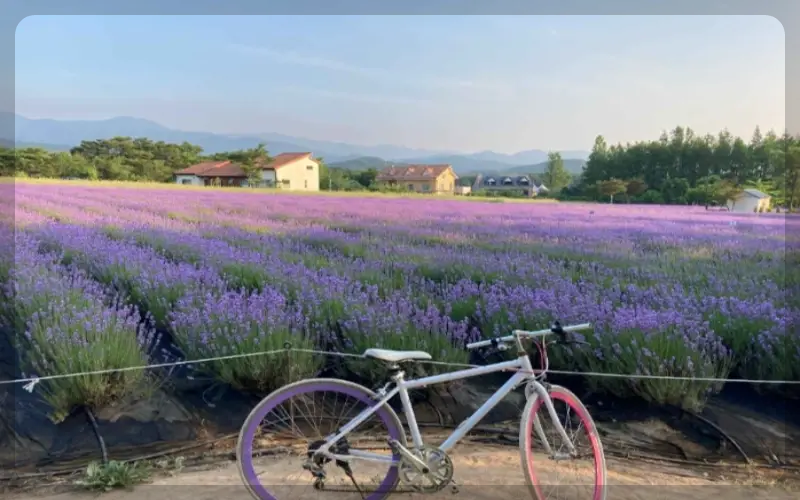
[3,126,799,208]
[565,126,800,209]
[2,137,204,182]
[0,136,380,191]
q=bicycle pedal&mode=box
[302,462,326,479]
[449,478,460,495]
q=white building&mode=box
[532,183,549,196]
[727,188,771,213]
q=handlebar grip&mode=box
[551,321,592,345]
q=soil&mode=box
[2,443,798,500]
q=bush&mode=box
[169,288,322,393]
[637,189,665,204]
[572,316,732,411]
[7,237,155,422]
[338,293,476,384]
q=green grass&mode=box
[75,461,152,491]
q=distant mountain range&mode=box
[1,112,589,175]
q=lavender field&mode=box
[2,182,798,421]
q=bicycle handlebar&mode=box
[465,322,592,350]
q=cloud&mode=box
[228,43,513,96]
[273,85,430,106]
[229,44,376,77]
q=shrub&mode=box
[8,238,156,422]
[169,288,322,393]
[637,190,665,204]
[338,293,477,384]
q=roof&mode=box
[174,161,231,175]
[196,163,246,178]
[175,152,314,177]
[740,188,770,199]
[376,164,457,182]
[472,173,547,190]
[266,152,313,169]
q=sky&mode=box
[13,15,786,153]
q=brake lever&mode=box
[550,321,568,344]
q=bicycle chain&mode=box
[303,444,459,495]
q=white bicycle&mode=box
[237,322,607,500]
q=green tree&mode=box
[596,178,627,203]
[714,180,742,209]
[52,152,97,180]
[354,168,378,189]
[694,175,722,208]
[543,151,571,193]
[582,135,610,186]
[661,178,690,204]
[227,143,270,187]
[625,178,648,201]
[772,136,800,210]
[317,157,332,190]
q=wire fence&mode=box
[1,345,798,394]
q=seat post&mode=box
[389,366,405,380]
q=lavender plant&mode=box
[8,234,156,422]
[169,287,321,393]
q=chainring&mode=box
[399,445,455,493]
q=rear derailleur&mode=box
[304,438,361,492]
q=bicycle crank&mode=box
[398,445,455,494]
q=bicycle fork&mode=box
[527,382,578,460]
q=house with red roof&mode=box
[174,152,320,191]
[375,164,458,194]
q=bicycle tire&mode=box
[236,378,406,500]
[519,384,607,500]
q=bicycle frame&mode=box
[316,351,576,466]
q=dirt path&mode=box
[4,444,798,500]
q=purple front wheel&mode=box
[236,378,406,500]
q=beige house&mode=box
[174,153,320,191]
[375,164,458,194]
